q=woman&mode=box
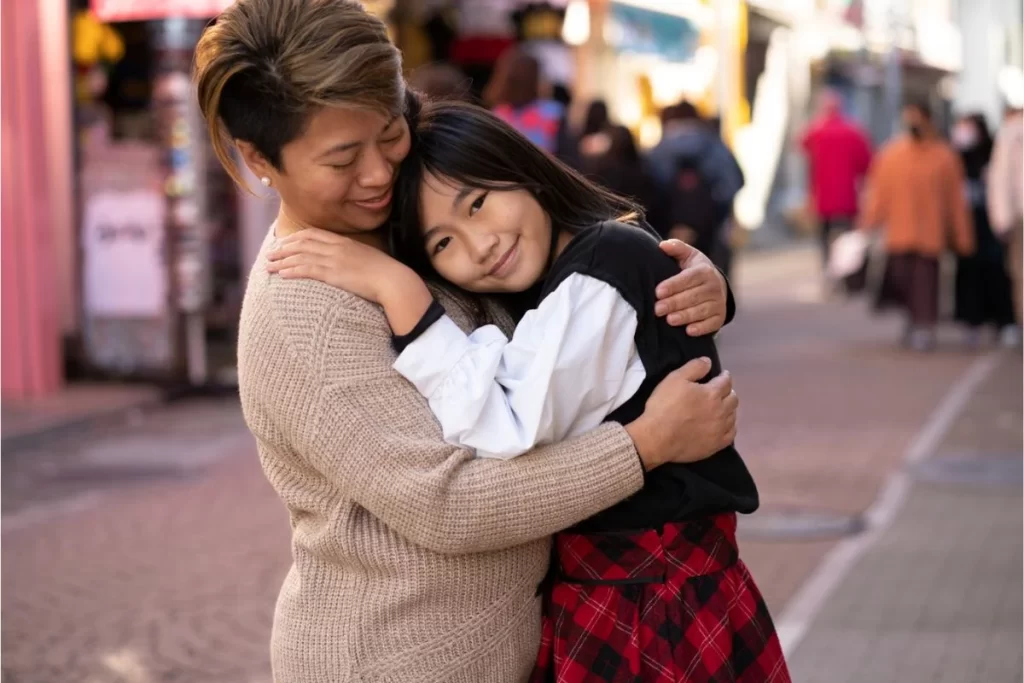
[269,102,788,681]
[193,1,737,681]
[950,113,1016,345]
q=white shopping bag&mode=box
[827,230,870,280]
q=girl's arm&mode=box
[394,273,649,460]
[267,228,432,335]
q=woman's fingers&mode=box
[684,315,726,337]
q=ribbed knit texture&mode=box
[238,230,645,683]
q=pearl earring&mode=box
[260,176,271,188]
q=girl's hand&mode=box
[267,228,404,304]
[267,228,433,334]
[654,240,731,336]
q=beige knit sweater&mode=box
[238,230,646,683]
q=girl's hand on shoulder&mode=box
[266,228,406,303]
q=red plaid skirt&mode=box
[530,514,790,683]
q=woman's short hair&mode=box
[193,0,405,186]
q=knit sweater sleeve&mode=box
[302,294,645,555]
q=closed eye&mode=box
[469,192,487,216]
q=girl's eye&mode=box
[329,161,355,170]
[469,192,488,216]
[381,133,404,145]
[433,236,452,255]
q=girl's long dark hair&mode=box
[389,101,642,280]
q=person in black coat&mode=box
[951,113,1016,345]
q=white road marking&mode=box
[775,351,1002,659]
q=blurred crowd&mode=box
[410,48,745,280]
[413,49,1022,355]
[801,89,1023,352]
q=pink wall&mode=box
[2,0,64,398]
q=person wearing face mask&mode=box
[858,100,976,351]
[950,113,1017,346]
[988,106,1024,329]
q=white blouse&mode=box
[393,272,647,460]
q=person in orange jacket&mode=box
[859,100,975,351]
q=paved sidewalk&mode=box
[787,352,1023,682]
[1,383,164,452]
[2,245,1019,683]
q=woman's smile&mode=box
[351,187,393,213]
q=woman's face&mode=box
[418,172,552,293]
[254,107,411,232]
[951,118,979,150]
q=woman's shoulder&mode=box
[562,220,664,270]
[544,221,672,304]
[242,266,392,364]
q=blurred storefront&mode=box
[2,0,68,399]
[955,0,1023,125]
[3,0,408,399]
[733,0,964,236]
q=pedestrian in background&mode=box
[987,106,1024,330]
[799,89,872,282]
[859,101,975,351]
[576,124,666,233]
[576,99,610,159]
[484,47,576,164]
[950,113,1017,346]
[408,62,473,103]
[648,101,744,273]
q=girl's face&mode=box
[418,171,552,293]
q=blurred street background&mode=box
[3,0,1023,682]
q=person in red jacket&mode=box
[800,90,872,276]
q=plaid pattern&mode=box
[530,514,790,683]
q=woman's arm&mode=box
[293,292,734,555]
[393,274,649,459]
[945,153,975,256]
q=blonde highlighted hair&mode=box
[193,0,406,187]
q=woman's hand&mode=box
[654,240,731,336]
[267,228,433,334]
[624,357,738,471]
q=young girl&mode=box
[268,102,789,683]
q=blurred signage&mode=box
[82,190,168,317]
[90,0,233,22]
[607,2,700,63]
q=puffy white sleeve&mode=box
[392,273,646,460]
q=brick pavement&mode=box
[2,401,291,683]
[1,246,1014,682]
[728,249,980,614]
[786,353,1023,682]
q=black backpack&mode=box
[668,157,721,254]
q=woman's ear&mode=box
[236,140,276,185]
